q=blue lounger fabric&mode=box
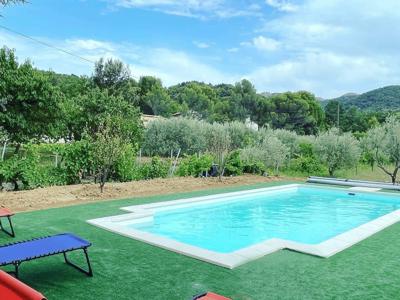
[0,233,91,265]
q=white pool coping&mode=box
[87,184,400,269]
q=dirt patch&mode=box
[0,175,302,212]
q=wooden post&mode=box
[170,148,181,177]
[1,140,7,161]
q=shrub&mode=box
[177,154,213,177]
[224,150,243,176]
[314,128,360,176]
[142,117,210,156]
[243,160,266,175]
[241,136,289,175]
[115,144,137,182]
[139,157,170,180]
[59,140,95,184]
[291,157,324,175]
[226,121,257,149]
[0,145,68,190]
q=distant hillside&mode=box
[327,85,400,111]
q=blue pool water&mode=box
[129,187,400,253]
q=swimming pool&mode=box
[88,184,400,268]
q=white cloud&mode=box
[246,51,400,98]
[247,0,400,97]
[251,36,280,51]
[0,29,236,86]
[111,0,260,19]
[265,0,298,12]
[227,47,239,53]
[193,41,210,49]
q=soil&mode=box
[0,175,300,212]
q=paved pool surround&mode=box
[87,184,400,269]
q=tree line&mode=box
[1,46,399,192]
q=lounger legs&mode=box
[7,262,20,278]
[63,248,93,277]
[0,216,15,237]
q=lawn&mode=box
[2,181,400,300]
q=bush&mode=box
[138,157,170,180]
[224,150,243,176]
[59,140,95,184]
[177,154,213,177]
[115,144,137,182]
[0,145,68,190]
[226,121,257,149]
[142,117,210,156]
[291,157,324,175]
[243,161,266,175]
[314,128,360,176]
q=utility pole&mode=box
[337,102,340,128]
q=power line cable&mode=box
[0,24,95,64]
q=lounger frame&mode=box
[0,235,93,278]
[0,215,15,237]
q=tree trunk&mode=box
[392,167,399,184]
[328,168,334,177]
[99,168,109,193]
[14,144,20,154]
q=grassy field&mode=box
[2,180,400,299]
[283,163,395,183]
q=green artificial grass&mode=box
[2,181,400,300]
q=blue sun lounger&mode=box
[0,233,93,278]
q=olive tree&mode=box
[362,117,400,184]
[205,123,232,180]
[90,114,142,193]
[142,118,210,156]
[241,136,289,175]
[314,128,360,176]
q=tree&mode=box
[168,82,216,119]
[206,124,232,180]
[90,114,141,193]
[93,58,130,90]
[362,117,400,184]
[143,86,179,117]
[257,91,325,135]
[241,136,289,175]
[314,128,360,176]
[61,88,142,140]
[92,58,139,105]
[0,0,26,6]
[0,47,61,147]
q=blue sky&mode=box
[1,0,399,98]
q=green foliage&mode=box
[241,136,289,175]
[177,154,213,177]
[61,87,143,141]
[142,118,209,156]
[362,116,400,183]
[242,160,266,175]
[0,0,26,6]
[330,85,400,112]
[205,123,232,179]
[0,144,68,190]
[0,47,62,144]
[324,100,386,133]
[291,157,324,175]
[297,142,314,158]
[224,150,244,176]
[138,157,170,180]
[59,141,95,184]
[114,144,137,182]
[314,128,360,176]
[256,91,324,135]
